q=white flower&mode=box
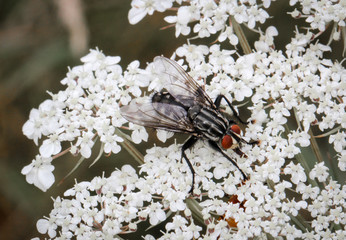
[261,219,281,237]
[36,218,58,238]
[309,162,329,182]
[296,182,320,200]
[39,133,62,158]
[284,162,307,184]
[282,199,307,216]
[164,6,193,37]
[246,5,269,29]
[213,162,230,180]
[337,152,346,171]
[156,129,174,142]
[295,102,317,131]
[175,44,209,66]
[329,206,344,224]
[231,5,248,24]
[231,80,253,102]
[274,181,291,199]
[208,44,236,73]
[109,165,138,193]
[123,60,150,97]
[64,181,91,198]
[22,99,62,145]
[254,26,278,52]
[21,155,55,192]
[75,131,95,158]
[22,108,43,145]
[128,0,172,25]
[194,17,216,38]
[329,131,346,153]
[218,26,238,45]
[129,123,148,144]
[81,48,121,72]
[148,202,166,225]
[269,102,290,122]
[101,133,123,154]
[163,190,186,212]
[280,223,303,239]
[165,214,188,232]
[185,222,202,239]
[203,181,224,198]
[288,130,310,147]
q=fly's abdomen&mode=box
[188,106,228,141]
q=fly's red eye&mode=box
[231,125,241,135]
[221,134,233,149]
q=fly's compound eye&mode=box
[221,134,233,149]
[231,124,241,135]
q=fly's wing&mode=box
[120,100,196,133]
[153,56,215,108]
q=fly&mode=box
[120,56,259,193]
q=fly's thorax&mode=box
[188,105,229,142]
[187,105,202,120]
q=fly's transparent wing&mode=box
[153,56,214,108]
[120,100,195,133]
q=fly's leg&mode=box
[181,136,198,194]
[208,140,248,181]
[241,139,260,145]
[215,95,260,145]
[214,95,248,125]
[225,123,259,146]
[234,147,247,158]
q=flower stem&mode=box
[116,128,144,165]
[231,16,252,55]
[186,198,206,226]
[307,128,323,164]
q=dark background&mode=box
[0,0,343,239]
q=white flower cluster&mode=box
[25,0,346,239]
[33,144,232,239]
[129,0,271,42]
[30,43,346,238]
[34,144,345,239]
[289,0,346,54]
[290,0,346,33]
[22,49,151,191]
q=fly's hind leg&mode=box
[181,136,198,194]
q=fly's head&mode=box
[220,124,242,150]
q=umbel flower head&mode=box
[25,0,345,239]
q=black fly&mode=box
[120,56,258,193]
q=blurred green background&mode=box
[0,0,343,239]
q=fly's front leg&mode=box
[214,95,248,125]
[181,136,198,194]
[208,140,248,181]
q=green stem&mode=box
[116,128,144,165]
[307,128,323,164]
[289,213,312,232]
[231,16,252,55]
[186,198,205,226]
[314,126,341,138]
